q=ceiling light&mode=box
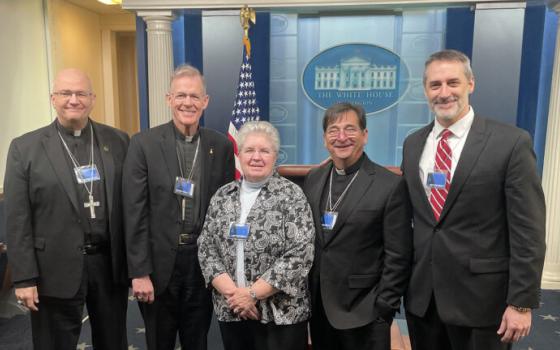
[97,0,122,5]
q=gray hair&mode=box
[237,121,280,154]
[423,49,474,85]
[170,64,207,94]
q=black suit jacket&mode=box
[4,120,129,298]
[401,115,546,327]
[123,122,235,294]
[304,155,412,330]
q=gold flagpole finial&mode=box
[240,5,256,58]
[240,5,256,38]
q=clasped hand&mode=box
[226,287,260,321]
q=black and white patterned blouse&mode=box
[198,172,315,324]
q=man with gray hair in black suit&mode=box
[123,64,235,350]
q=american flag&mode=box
[227,48,261,180]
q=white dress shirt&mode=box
[419,107,475,198]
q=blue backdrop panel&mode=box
[184,12,204,72]
[250,12,271,122]
[445,7,475,58]
[136,16,149,131]
[517,4,558,175]
[173,11,203,71]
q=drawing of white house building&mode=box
[314,56,397,91]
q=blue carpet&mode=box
[1,289,559,349]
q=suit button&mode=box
[77,219,82,224]
[434,228,440,233]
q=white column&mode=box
[138,11,175,127]
[541,0,560,290]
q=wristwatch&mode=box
[510,305,531,313]
[249,288,258,301]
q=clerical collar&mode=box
[173,124,199,143]
[56,119,89,137]
[333,153,364,176]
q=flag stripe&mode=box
[227,49,261,180]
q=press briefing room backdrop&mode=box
[129,1,556,171]
[1,0,560,293]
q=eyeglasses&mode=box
[325,126,362,138]
[169,93,205,103]
[52,90,93,100]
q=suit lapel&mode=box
[41,122,80,214]
[160,122,181,207]
[439,116,489,222]
[323,157,376,247]
[408,124,437,225]
[308,164,331,247]
[93,121,115,218]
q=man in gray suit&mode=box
[4,68,129,349]
[401,49,546,350]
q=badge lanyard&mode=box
[175,138,200,221]
[427,129,459,189]
[57,124,100,219]
[232,222,250,288]
[230,221,251,288]
[323,168,359,230]
[231,183,260,288]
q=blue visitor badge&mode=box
[74,165,101,184]
[174,177,194,197]
[229,223,250,239]
[322,211,338,230]
[427,170,447,189]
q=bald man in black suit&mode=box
[5,68,128,350]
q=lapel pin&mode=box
[210,148,213,155]
[103,145,109,152]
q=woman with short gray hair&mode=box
[198,121,315,350]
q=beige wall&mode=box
[0,0,136,193]
[48,0,106,123]
[116,32,140,135]
[0,0,52,193]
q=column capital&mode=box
[137,10,175,19]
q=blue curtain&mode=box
[445,7,475,59]
[249,13,271,121]
[517,4,558,175]
[136,16,149,130]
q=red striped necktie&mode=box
[430,129,452,221]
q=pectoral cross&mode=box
[84,194,100,219]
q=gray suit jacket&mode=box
[4,120,129,298]
[123,122,235,294]
[401,115,546,327]
[304,155,412,329]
